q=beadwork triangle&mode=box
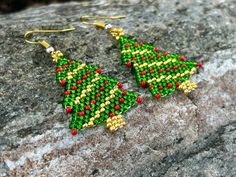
[55,56,141,135]
[119,36,202,99]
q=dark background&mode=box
[0,0,84,14]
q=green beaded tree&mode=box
[55,56,142,135]
[119,36,202,99]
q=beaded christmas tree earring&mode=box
[24,28,142,136]
[80,16,203,99]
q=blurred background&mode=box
[0,0,85,14]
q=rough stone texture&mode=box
[0,0,236,176]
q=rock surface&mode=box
[0,0,236,176]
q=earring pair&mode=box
[24,16,202,136]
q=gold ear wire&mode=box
[80,15,126,28]
[24,28,76,49]
[80,15,126,39]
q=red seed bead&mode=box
[90,99,96,104]
[59,80,66,86]
[150,69,155,73]
[140,81,146,87]
[139,41,143,46]
[173,65,178,70]
[158,86,163,90]
[196,62,203,68]
[167,83,172,88]
[122,90,127,95]
[71,128,77,136]
[119,98,124,103]
[132,57,137,61]
[148,85,153,89]
[117,82,123,88]
[84,105,91,110]
[179,56,185,61]
[65,106,72,113]
[71,86,77,90]
[82,75,87,79]
[68,61,74,64]
[154,47,159,52]
[104,80,109,84]
[126,61,132,67]
[125,43,130,47]
[86,70,91,74]
[56,68,62,73]
[114,105,120,110]
[136,97,143,103]
[140,71,146,75]
[100,86,105,91]
[181,63,186,67]
[163,51,168,56]
[64,90,70,95]
[109,112,115,118]
[78,111,85,116]
[155,93,161,99]
[175,82,181,87]
[157,53,162,58]
[133,43,138,47]
[158,69,163,73]
[149,56,154,60]
[166,68,171,72]
[76,80,82,84]
[96,68,102,74]
[96,93,101,97]
[141,57,146,61]
[62,64,68,68]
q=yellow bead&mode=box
[109,126,115,131]
[105,101,110,105]
[189,72,194,75]
[95,110,101,114]
[88,122,94,126]
[83,124,88,128]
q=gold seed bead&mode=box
[88,122,94,126]
[100,103,105,108]
[105,101,110,105]
[95,110,100,114]
[83,124,88,128]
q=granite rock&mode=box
[0,0,236,176]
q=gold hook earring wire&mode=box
[24,27,76,49]
[80,15,126,28]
